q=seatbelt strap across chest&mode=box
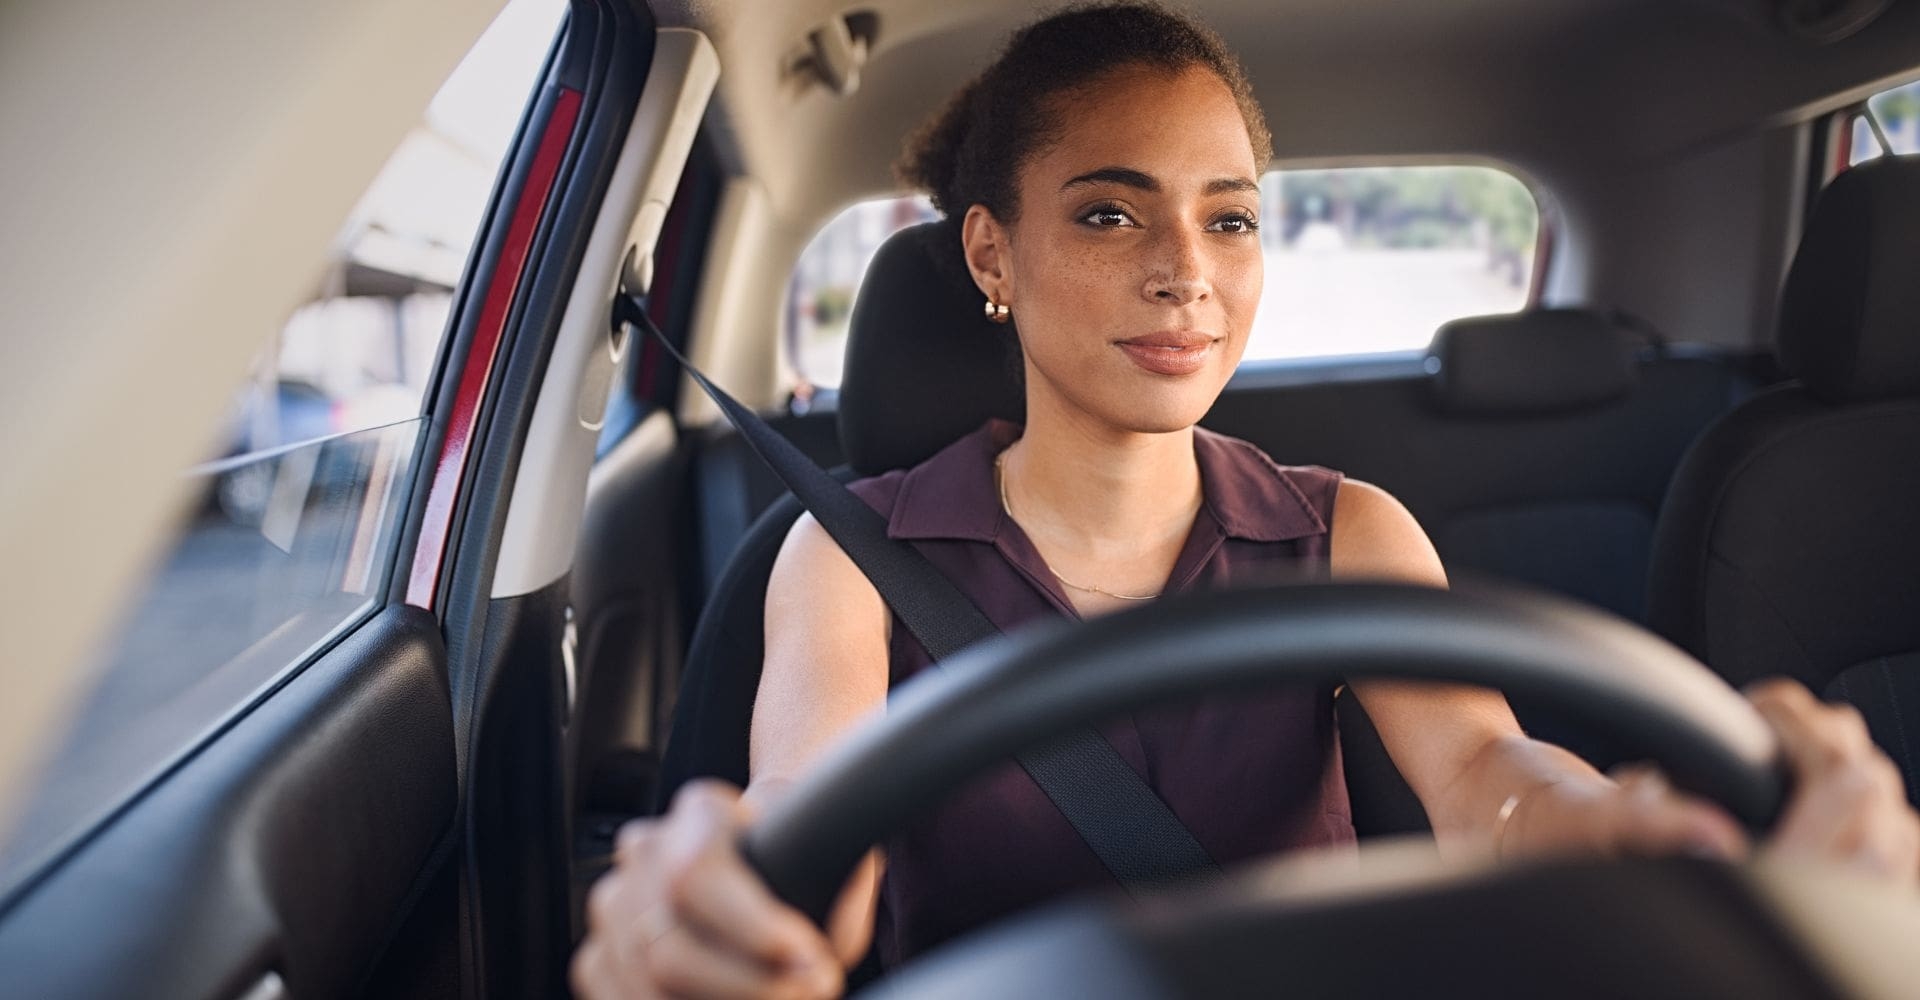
[616,292,1223,895]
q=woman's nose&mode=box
[1143,229,1210,305]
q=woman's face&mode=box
[966,63,1264,435]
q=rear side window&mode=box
[1247,165,1539,360]
[0,0,563,900]
[1849,79,1920,163]
[784,163,1541,388]
[786,195,938,390]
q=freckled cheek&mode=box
[1018,244,1132,342]
[1213,251,1259,337]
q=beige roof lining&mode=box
[659,0,1920,233]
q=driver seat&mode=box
[656,222,1022,806]
[1647,155,1920,804]
[656,221,1419,831]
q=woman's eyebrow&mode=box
[1206,177,1259,195]
[1061,167,1259,197]
[1062,166,1159,192]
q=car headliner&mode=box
[658,0,1920,232]
[651,0,1920,431]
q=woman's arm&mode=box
[573,514,893,1000]
[752,512,895,963]
[1328,479,1640,858]
[1327,480,1888,870]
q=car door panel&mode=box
[572,409,688,822]
[0,606,453,1000]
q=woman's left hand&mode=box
[1506,678,1920,886]
[1745,678,1920,882]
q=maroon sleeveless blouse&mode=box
[844,420,1355,965]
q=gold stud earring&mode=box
[983,299,1011,324]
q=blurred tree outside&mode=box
[1277,166,1538,286]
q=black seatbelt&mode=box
[616,293,1223,895]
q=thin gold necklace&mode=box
[995,451,1161,602]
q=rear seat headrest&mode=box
[839,221,1025,475]
[1426,309,1638,416]
[1777,155,1920,404]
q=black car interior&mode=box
[1649,154,1920,807]
[657,217,1774,824]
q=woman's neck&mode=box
[1000,388,1203,563]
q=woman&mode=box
[574,5,1920,997]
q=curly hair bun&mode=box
[895,2,1271,224]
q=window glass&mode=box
[783,164,1540,388]
[1849,79,1920,163]
[786,195,939,390]
[0,0,564,899]
[1249,166,1538,360]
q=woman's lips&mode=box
[1116,335,1215,376]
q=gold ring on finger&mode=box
[637,905,676,951]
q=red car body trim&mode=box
[406,86,583,609]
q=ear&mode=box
[960,204,1014,307]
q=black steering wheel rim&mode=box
[741,582,1785,926]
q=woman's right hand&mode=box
[571,780,845,1000]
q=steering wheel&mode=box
[739,583,1793,994]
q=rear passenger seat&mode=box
[688,408,844,602]
[1204,308,1757,623]
[690,309,1757,627]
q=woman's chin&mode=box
[1029,357,1229,434]
[1135,377,1232,431]
[1096,392,1218,435]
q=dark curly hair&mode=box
[896,2,1272,229]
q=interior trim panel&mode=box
[0,607,455,1000]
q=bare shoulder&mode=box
[765,511,891,647]
[753,512,893,777]
[770,510,865,588]
[1330,478,1417,535]
[1329,479,1447,587]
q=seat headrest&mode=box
[1778,155,1920,404]
[838,221,1025,475]
[1426,309,1638,416]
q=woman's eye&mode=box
[1080,205,1136,228]
[1209,213,1259,234]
